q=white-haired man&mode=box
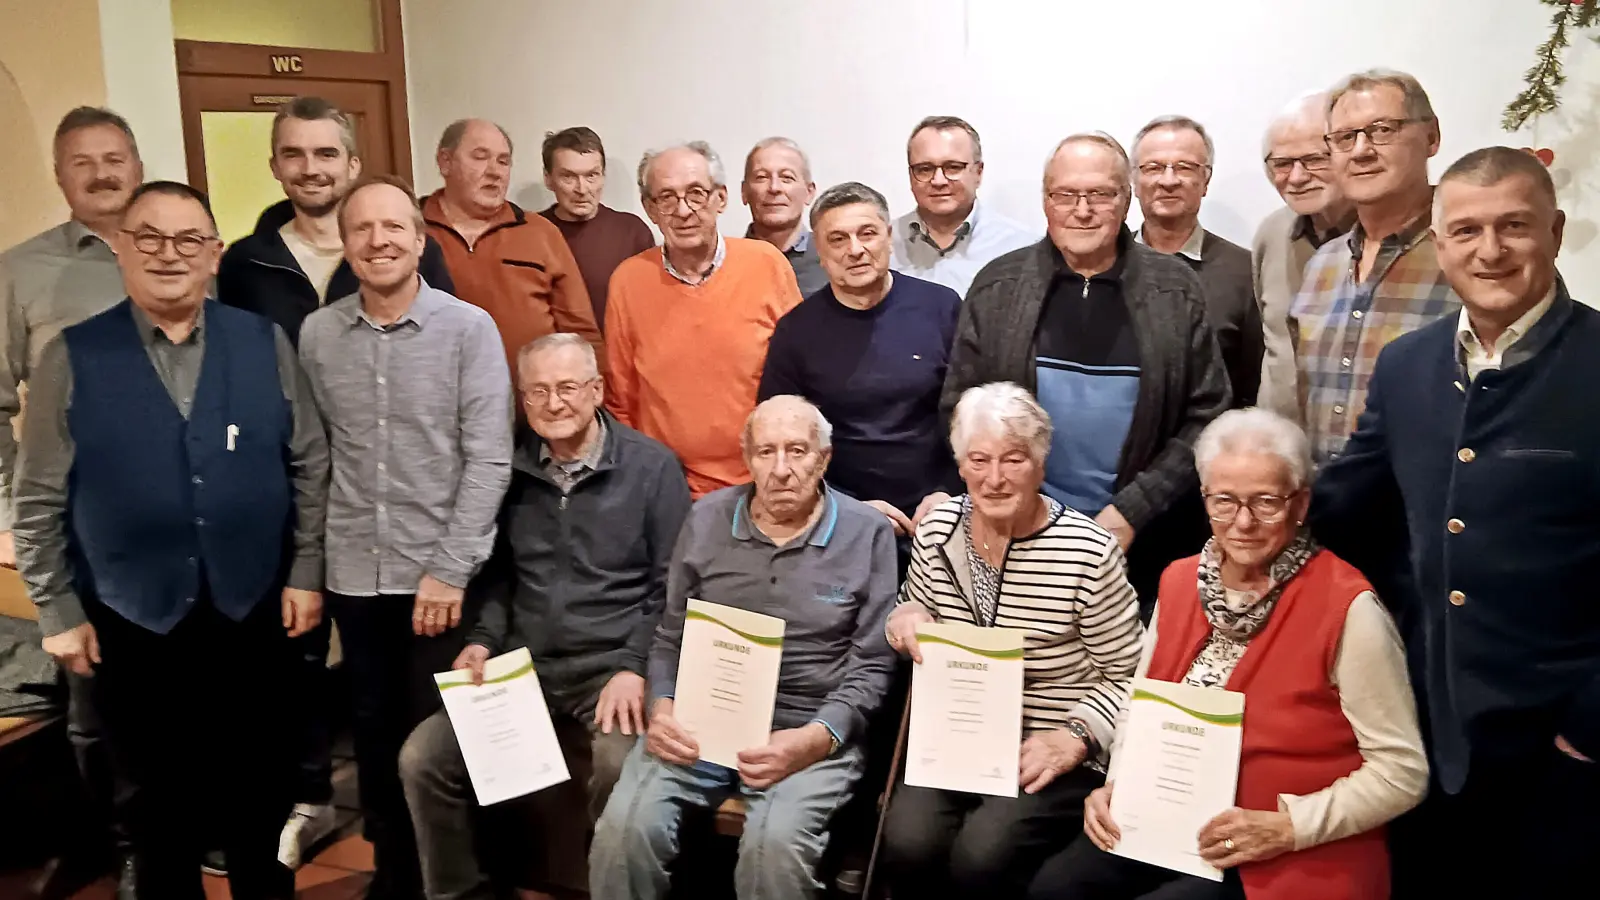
[604,142,804,498]
[741,136,827,296]
[590,395,898,900]
[1251,91,1356,419]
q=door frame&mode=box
[173,0,412,192]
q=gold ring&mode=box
[1223,838,1236,851]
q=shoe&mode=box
[116,856,138,900]
[200,849,227,877]
[278,802,340,869]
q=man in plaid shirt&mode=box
[1289,69,1459,464]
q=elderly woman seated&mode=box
[878,382,1145,897]
[1027,408,1428,900]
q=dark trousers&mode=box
[288,617,335,805]
[327,592,458,897]
[86,593,295,900]
[1027,839,1244,899]
[1390,739,1600,899]
[879,766,1105,899]
[65,670,133,856]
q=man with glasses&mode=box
[604,141,804,498]
[538,127,656,332]
[1251,91,1356,420]
[1289,69,1457,465]
[401,332,689,900]
[890,115,1035,297]
[741,136,827,296]
[14,181,328,900]
[1132,115,1263,408]
[934,133,1229,616]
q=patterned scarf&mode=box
[1197,528,1320,641]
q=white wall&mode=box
[99,0,186,182]
[403,0,1600,294]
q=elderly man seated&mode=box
[399,333,691,899]
[589,395,899,900]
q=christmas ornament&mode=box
[1519,147,1558,166]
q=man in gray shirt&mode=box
[14,181,328,900]
[298,174,512,899]
[590,395,898,900]
[740,137,828,296]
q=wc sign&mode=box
[270,54,305,74]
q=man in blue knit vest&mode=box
[13,181,329,900]
[1312,147,1597,899]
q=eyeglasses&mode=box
[909,161,973,183]
[1136,161,1210,182]
[1202,492,1297,524]
[646,186,714,215]
[1046,188,1122,210]
[1324,118,1429,154]
[122,228,217,258]
[522,379,597,405]
[1264,153,1332,175]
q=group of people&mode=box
[0,59,1592,900]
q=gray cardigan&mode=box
[940,234,1231,532]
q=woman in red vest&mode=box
[1027,408,1428,900]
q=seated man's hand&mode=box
[1094,505,1134,551]
[737,722,834,790]
[1083,783,1121,851]
[645,698,699,766]
[1019,725,1089,794]
[42,622,100,677]
[453,643,492,686]
[862,500,914,536]
[413,574,464,637]
[886,603,935,663]
[911,492,953,531]
[595,670,647,735]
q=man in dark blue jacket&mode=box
[1313,147,1597,899]
[399,332,690,899]
[13,181,328,900]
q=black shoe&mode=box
[200,849,228,877]
[116,856,138,900]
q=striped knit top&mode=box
[898,495,1145,765]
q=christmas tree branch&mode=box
[1503,0,1600,132]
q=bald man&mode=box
[423,118,605,376]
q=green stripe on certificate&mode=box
[684,608,784,647]
[917,633,1025,660]
[1129,688,1244,726]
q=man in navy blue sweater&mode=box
[1312,147,1597,899]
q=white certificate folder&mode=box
[435,647,571,806]
[1109,677,1245,881]
[904,621,1026,798]
[672,599,786,769]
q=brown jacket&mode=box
[423,192,604,377]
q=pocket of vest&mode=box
[501,259,547,271]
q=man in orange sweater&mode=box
[605,142,803,497]
[423,118,605,375]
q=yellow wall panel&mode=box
[171,0,379,52]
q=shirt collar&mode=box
[64,219,109,252]
[730,485,839,548]
[347,275,446,330]
[908,199,982,251]
[130,299,206,348]
[1455,284,1558,362]
[1290,213,1353,249]
[1134,222,1205,262]
[535,413,608,470]
[1348,190,1434,259]
[662,232,726,285]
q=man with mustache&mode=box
[1251,91,1356,420]
[14,180,329,900]
[740,137,828,297]
[1288,69,1458,465]
[1131,115,1263,409]
[215,95,457,874]
[537,127,655,332]
[424,118,604,377]
[0,104,143,897]
[299,175,512,900]
[218,96,455,345]
[890,116,1036,298]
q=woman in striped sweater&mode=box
[877,382,1146,898]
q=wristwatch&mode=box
[1063,718,1099,756]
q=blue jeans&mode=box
[590,741,864,900]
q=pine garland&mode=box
[1503,0,1600,131]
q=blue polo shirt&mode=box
[649,485,899,752]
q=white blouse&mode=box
[1108,591,1429,851]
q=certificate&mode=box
[435,647,571,806]
[1109,677,1245,881]
[673,599,786,769]
[904,621,1026,798]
